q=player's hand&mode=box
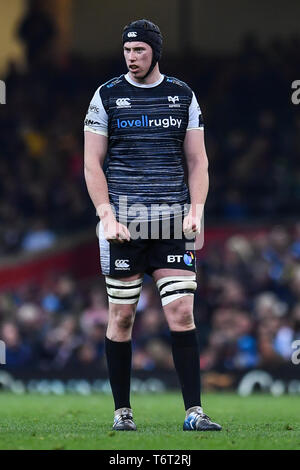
[102,217,131,244]
[183,206,203,237]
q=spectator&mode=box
[1,322,33,369]
[17,0,56,68]
[0,223,299,373]
[21,218,56,252]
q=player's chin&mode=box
[129,67,143,76]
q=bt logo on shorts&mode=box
[183,251,194,266]
[167,255,182,263]
[167,252,194,266]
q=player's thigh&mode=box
[152,268,196,329]
[147,225,197,277]
[106,272,144,317]
[110,273,144,282]
[99,219,148,278]
[152,268,194,283]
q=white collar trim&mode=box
[124,73,164,88]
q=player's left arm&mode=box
[183,128,209,234]
[182,91,208,234]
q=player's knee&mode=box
[167,300,195,330]
[114,307,135,331]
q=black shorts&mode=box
[98,217,197,278]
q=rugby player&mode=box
[84,19,221,432]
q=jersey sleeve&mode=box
[187,92,204,131]
[84,86,108,136]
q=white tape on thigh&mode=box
[105,276,143,304]
[156,275,197,306]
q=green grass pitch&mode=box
[0,392,299,450]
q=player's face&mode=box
[123,41,153,79]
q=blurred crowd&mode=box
[1,224,299,373]
[1,11,300,375]
[0,28,300,255]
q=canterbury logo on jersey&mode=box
[115,259,130,269]
[117,115,182,129]
[116,98,131,107]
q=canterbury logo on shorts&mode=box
[115,259,130,269]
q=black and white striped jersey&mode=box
[84,73,204,222]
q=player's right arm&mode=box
[84,87,130,243]
[84,132,130,244]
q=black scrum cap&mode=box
[122,19,163,77]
